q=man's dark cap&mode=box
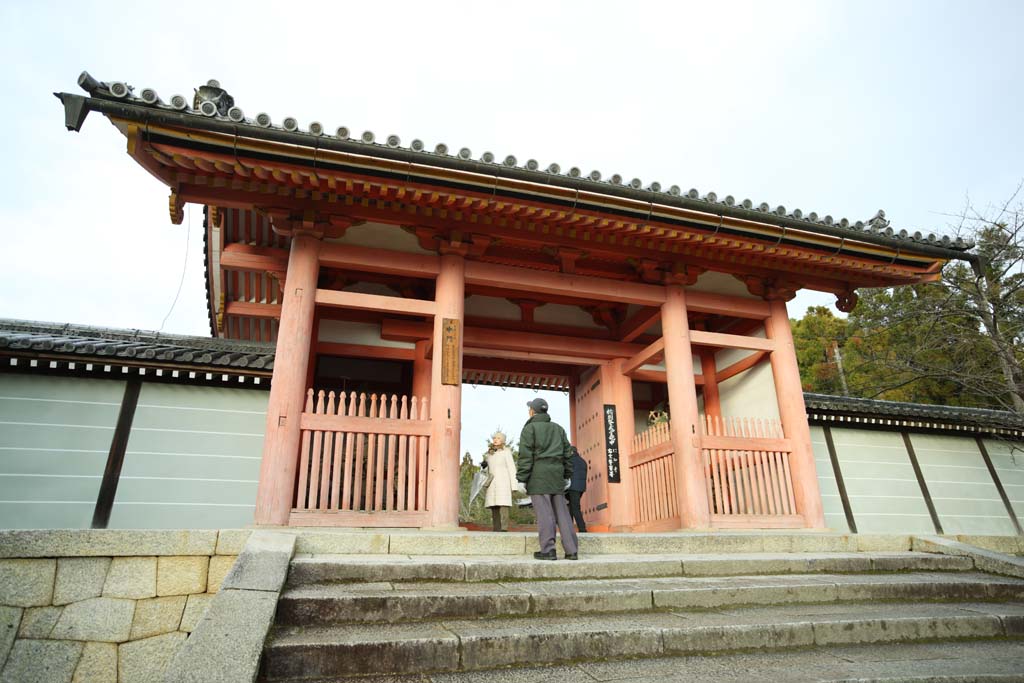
[526,397,549,412]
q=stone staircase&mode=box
[257,534,1024,682]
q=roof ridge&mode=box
[66,71,975,254]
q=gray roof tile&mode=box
[70,72,974,253]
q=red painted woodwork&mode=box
[294,389,430,518]
[254,234,320,526]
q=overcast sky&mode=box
[1,1,1021,456]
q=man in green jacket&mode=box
[517,398,579,560]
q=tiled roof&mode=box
[0,319,275,372]
[63,72,975,255]
[804,393,1024,433]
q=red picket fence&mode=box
[702,415,799,524]
[629,421,678,526]
[293,390,431,524]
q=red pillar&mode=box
[699,351,721,421]
[412,340,432,404]
[765,300,826,528]
[602,359,636,529]
[428,252,465,528]
[661,285,711,529]
[254,234,321,526]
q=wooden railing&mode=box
[702,416,798,525]
[629,422,678,526]
[293,390,431,525]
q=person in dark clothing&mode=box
[566,446,588,533]
[517,397,579,561]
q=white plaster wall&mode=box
[687,271,757,298]
[716,362,780,422]
[809,425,851,532]
[318,320,415,349]
[325,221,434,255]
[910,433,1018,535]
[465,295,521,321]
[827,427,935,534]
[534,304,602,328]
[984,438,1024,530]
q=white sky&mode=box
[0,1,1021,455]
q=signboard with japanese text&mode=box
[603,404,621,483]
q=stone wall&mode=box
[0,529,249,683]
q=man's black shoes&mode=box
[533,550,557,561]
[564,553,578,560]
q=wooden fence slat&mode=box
[396,397,409,511]
[296,390,315,509]
[340,393,356,510]
[384,395,399,511]
[352,393,367,512]
[308,390,326,510]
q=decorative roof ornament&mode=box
[866,209,891,233]
[192,80,234,117]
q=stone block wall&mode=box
[0,529,250,683]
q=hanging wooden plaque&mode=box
[441,318,461,386]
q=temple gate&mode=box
[57,73,978,530]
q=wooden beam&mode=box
[315,289,436,317]
[462,347,606,367]
[381,319,642,360]
[715,350,769,383]
[619,307,661,342]
[316,342,415,361]
[629,369,705,385]
[464,260,667,306]
[463,355,574,376]
[690,329,775,351]
[622,338,665,377]
[319,242,440,279]
[224,301,282,319]
[91,378,141,529]
[221,243,288,273]
[685,292,770,320]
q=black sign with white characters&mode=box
[603,404,621,483]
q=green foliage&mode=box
[791,188,1024,413]
[791,306,848,395]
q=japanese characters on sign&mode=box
[441,318,460,386]
[603,404,621,483]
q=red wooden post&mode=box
[428,251,465,528]
[765,300,826,528]
[254,233,321,525]
[602,359,636,529]
[412,340,431,404]
[661,285,711,529]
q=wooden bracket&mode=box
[168,190,184,225]
[835,289,859,313]
[737,275,799,302]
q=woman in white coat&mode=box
[483,431,517,532]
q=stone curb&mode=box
[912,535,1024,580]
[261,611,1020,678]
[275,573,1024,626]
[162,531,296,683]
[0,531,219,558]
[285,552,973,585]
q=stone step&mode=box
[287,530,913,557]
[276,571,1024,626]
[287,551,974,585]
[259,601,1024,679]
[263,639,1024,683]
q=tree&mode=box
[841,186,1024,412]
[791,306,850,395]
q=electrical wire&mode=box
[159,204,191,333]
